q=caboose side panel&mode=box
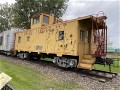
[15,21,79,57]
[45,25,56,54]
[30,29,39,52]
[61,21,79,56]
[15,32,25,52]
[45,21,79,56]
[37,28,46,53]
[24,30,33,52]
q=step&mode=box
[84,54,93,59]
[78,63,92,70]
[81,59,93,64]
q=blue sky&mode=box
[0,0,120,48]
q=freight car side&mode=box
[0,28,21,55]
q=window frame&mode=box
[27,36,30,42]
[43,15,49,24]
[33,16,39,24]
[58,31,64,40]
[80,30,84,41]
[86,30,90,43]
[18,37,21,43]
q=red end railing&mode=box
[91,11,107,57]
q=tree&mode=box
[13,0,69,29]
[0,3,14,32]
[0,16,8,32]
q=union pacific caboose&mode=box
[14,11,108,70]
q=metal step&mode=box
[78,56,96,70]
[84,54,93,59]
[78,63,92,70]
[81,59,93,64]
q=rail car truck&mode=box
[14,12,111,70]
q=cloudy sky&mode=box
[62,0,120,48]
[0,0,120,48]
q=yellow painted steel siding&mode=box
[15,20,79,56]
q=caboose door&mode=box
[84,30,90,54]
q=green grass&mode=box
[0,59,84,90]
[93,64,120,73]
[107,54,120,58]
[93,54,120,73]
[41,58,53,62]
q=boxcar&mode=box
[0,27,21,55]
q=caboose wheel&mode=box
[27,53,41,60]
[53,57,78,68]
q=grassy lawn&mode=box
[0,59,84,90]
[93,54,120,73]
[93,64,120,73]
[41,58,53,62]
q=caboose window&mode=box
[87,30,90,43]
[43,15,49,24]
[59,31,64,40]
[18,37,21,43]
[33,17,39,24]
[27,36,30,41]
[80,30,84,41]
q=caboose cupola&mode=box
[31,13,61,29]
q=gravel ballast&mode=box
[0,55,120,90]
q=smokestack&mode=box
[53,6,56,24]
[53,4,58,24]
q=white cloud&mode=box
[62,0,120,48]
[62,1,92,20]
[0,0,119,48]
[0,0,15,4]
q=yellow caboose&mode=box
[14,12,107,70]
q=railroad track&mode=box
[0,55,118,82]
[90,70,117,79]
[74,69,118,82]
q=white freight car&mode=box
[0,27,21,55]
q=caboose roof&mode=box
[63,15,107,29]
[64,15,106,23]
[31,13,59,19]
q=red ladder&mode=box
[91,11,107,57]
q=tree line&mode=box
[0,0,69,32]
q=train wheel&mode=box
[53,57,78,68]
[27,53,41,61]
[33,55,41,60]
[23,53,29,60]
[17,52,22,59]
